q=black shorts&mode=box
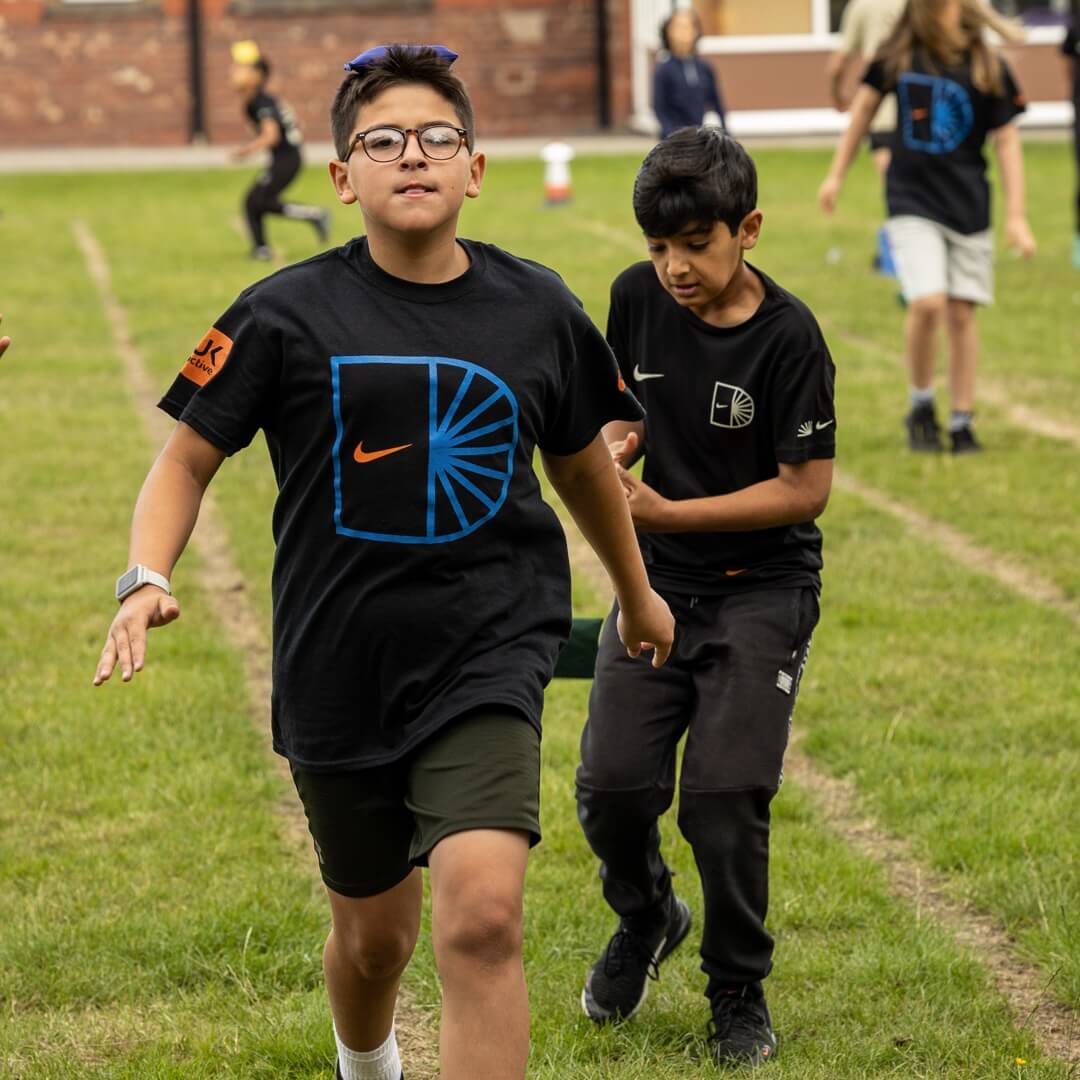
[290,710,541,898]
[868,131,894,153]
[580,587,819,794]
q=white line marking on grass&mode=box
[72,219,437,1078]
[835,469,1080,628]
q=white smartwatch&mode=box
[116,565,171,603]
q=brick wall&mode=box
[0,0,633,146]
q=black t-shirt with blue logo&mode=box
[863,50,1025,234]
[607,261,835,597]
[159,237,642,769]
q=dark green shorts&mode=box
[290,710,541,898]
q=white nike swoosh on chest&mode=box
[633,365,665,381]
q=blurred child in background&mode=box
[229,40,330,261]
[1063,8,1080,269]
[819,0,1035,454]
[654,9,727,138]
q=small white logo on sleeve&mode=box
[816,419,834,430]
[797,421,813,438]
[776,670,794,694]
[633,364,665,381]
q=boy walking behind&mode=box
[94,45,673,1080]
[576,128,835,1068]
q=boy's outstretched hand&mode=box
[93,587,181,685]
[0,313,10,358]
[616,588,675,669]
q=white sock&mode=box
[910,386,935,407]
[335,1024,401,1080]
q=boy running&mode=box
[229,40,330,261]
[576,128,835,1068]
[94,45,673,1080]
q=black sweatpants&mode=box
[243,147,302,248]
[576,586,818,999]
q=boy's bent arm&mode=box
[94,422,227,685]
[622,458,833,534]
[541,435,674,667]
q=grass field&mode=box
[1,140,1077,1078]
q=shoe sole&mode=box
[580,899,693,1024]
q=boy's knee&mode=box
[333,922,414,982]
[946,299,976,329]
[436,885,523,970]
[909,294,947,324]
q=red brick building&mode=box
[0,0,633,146]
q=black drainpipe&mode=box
[187,0,207,141]
[594,0,611,129]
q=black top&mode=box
[863,50,1025,234]
[1064,23,1080,103]
[607,261,835,596]
[653,54,727,138]
[160,238,642,769]
[245,91,303,157]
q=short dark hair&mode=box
[330,45,475,161]
[658,9,703,52]
[632,127,757,238]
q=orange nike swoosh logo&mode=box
[724,568,749,577]
[353,440,412,464]
[911,108,929,120]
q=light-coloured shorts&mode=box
[886,215,994,306]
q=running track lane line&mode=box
[72,219,439,1079]
[559,480,1079,1066]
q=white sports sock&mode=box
[909,386,935,407]
[335,1024,401,1080]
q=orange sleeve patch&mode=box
[180,327,234,387]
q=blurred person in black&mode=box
[229,40,331,261]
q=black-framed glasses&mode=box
[343,124,468,164]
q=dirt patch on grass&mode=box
[563,516,1079,1066]
[74,220,438,1079]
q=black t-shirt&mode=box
[160,237,642,769]
[1064,24,1080,103]
[607,261,835,596]
[245,91,303,157]
[863,50,1025,234]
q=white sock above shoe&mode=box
[335,1024,401,1080]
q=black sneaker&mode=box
[709,984,777,1068]
[581,894,692,1023]
[905,401,942,452]
[950,425,982,454]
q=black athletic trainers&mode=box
[905,401,943,452]
[950,425,982,454]
[581,894,692,1023]
[709,984,777,1068]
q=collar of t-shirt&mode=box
[340,236,486,304]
